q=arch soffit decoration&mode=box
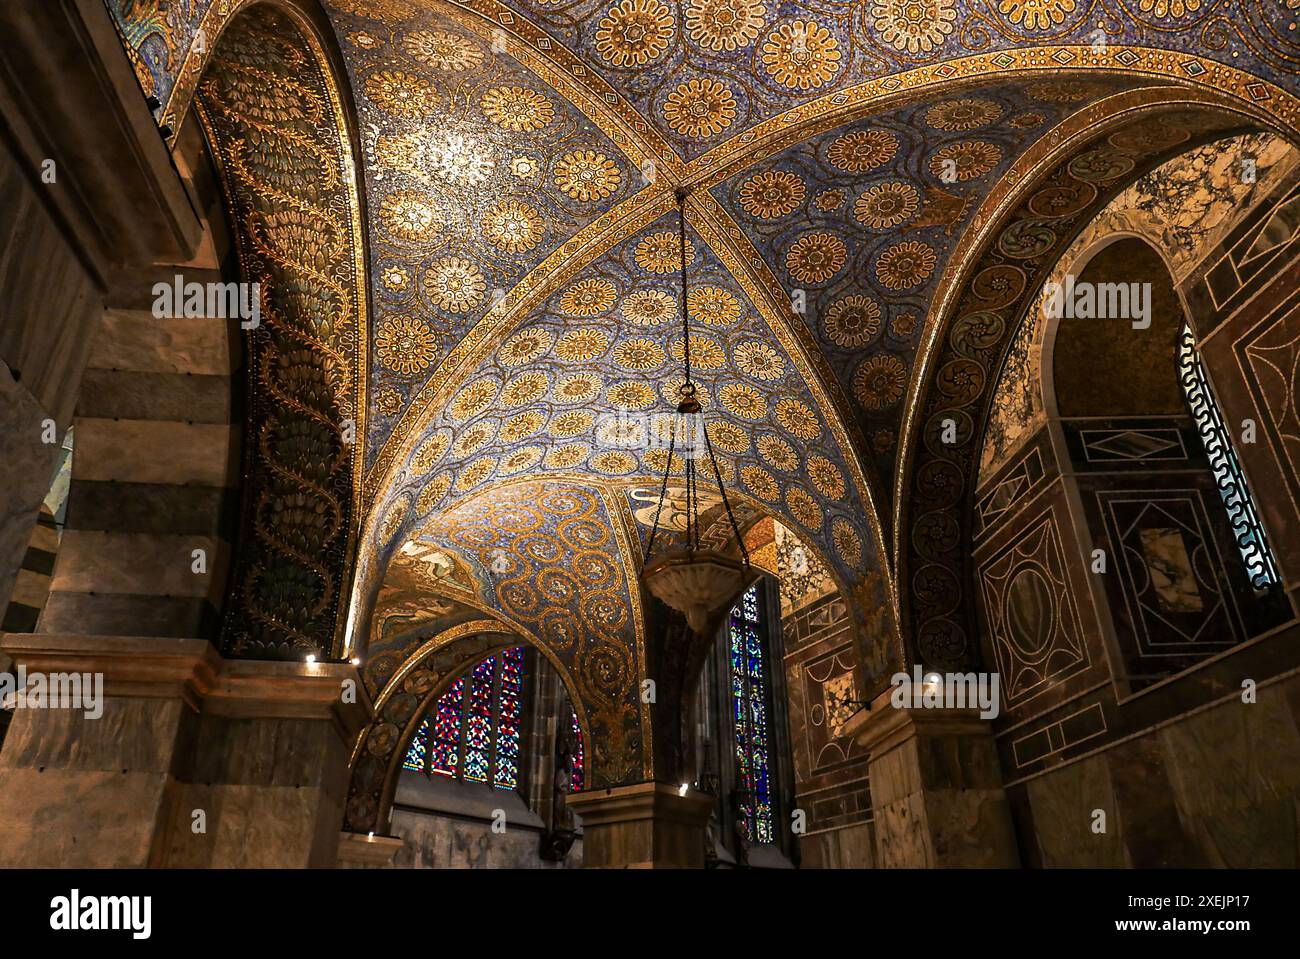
[974,129,1297,480]
[893,86,1299,673]
[361,0,1300,485]
[1030,132,1300,429]
[898,88,1298,531]
[343,0,894,612]
[374,478,654,784]
[188,0,372,657]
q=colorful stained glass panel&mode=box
[729,583,775,844]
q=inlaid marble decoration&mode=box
[803,646,862,772]
[1139,527,1205,614]
[980,133,1299,481]
[977,508,1087,703]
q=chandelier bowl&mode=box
[641,546,748,635]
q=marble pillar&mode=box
[850,688,1019,868]
[566,782,714,868]
[0,633,370,868]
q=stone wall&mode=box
[382,771,580,869]
[1011,667,1300,867]
[388,808,580,869]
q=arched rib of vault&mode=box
[894,87,1295,672]
[384,213,881,601]
[330,6,654,464]
[897,85,1300,579]
[980,131,1298,481]
[360,45,1300,591]
[688,195,894,590]
[689,77,1148,570]
[682,47,1300,185]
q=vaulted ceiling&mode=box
[108,0,1300,676]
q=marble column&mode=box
[0,633,370,868]
[849,688,1019,868]
[566,782,714,868]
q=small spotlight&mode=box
[678,783,689,797]
[367,831,374,839]
[351,657,361,666]
[305,653,317,664]
[923,672,942,688]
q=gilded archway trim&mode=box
[894,84,1281,576]
[690,192,895,601]
[683,46,1300,187]
[435,0,683,174]
[360,40,1300,600]
[362,186,672,499]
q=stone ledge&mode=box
[567,781,714,827]
[0,633,372,737]
[336,830,403,868]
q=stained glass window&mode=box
[402,718,428,772]
[569,707,584,794]
[401,647,526,790]
[729,583,773,844]
[1178,325,1280,589]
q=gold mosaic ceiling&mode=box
[110,0,1300,663]
[329,0,1297,596]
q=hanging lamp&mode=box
[639,189,750,635]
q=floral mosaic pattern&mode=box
[391,213,878,587]
[322,2,638,462]
[718,79,1135,491]
[478,0,1300,159]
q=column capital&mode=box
[847,686,992,760]
[567,782,715,868]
